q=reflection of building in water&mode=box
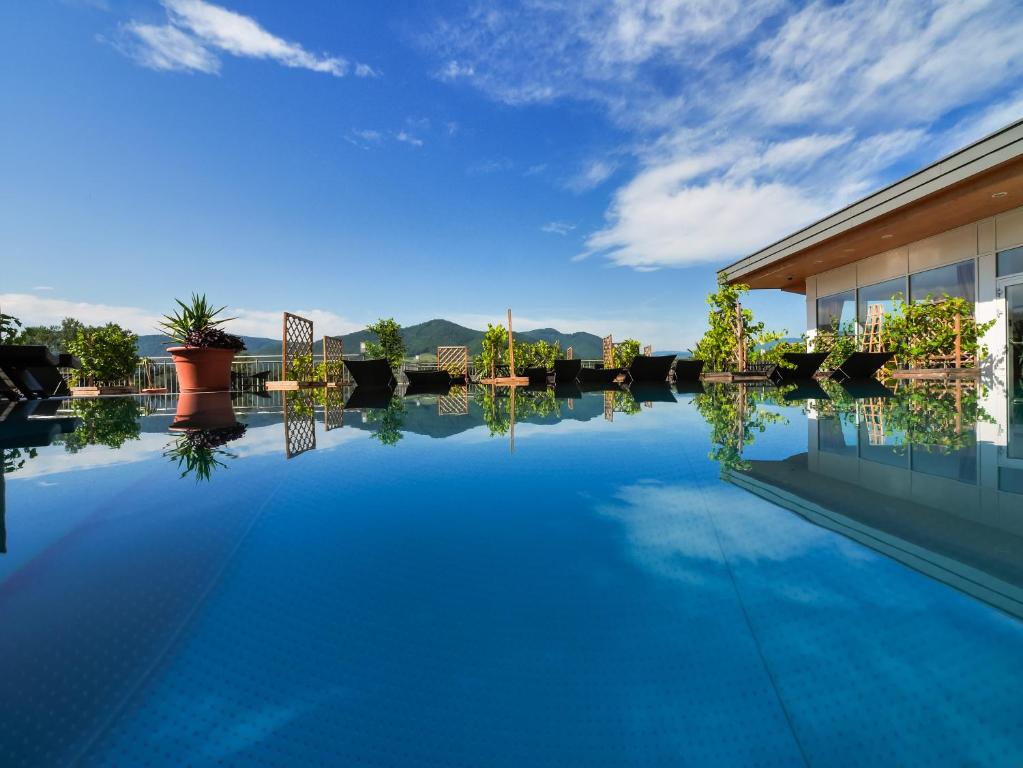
[726,386,1023,618]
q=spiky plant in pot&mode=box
[159,294,246,393]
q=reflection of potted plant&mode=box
[171,391,239,431]
[159,295,246,393]
[164,424,247,482]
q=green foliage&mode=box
[58,398,142,453]
[13,317,84,354]
[690,280,790,371]
[474,386,565,435]
[692,384,788,471]
[811,319,858,369]
[287,352,317,382]
[365,318,406,369]
[475,323,509,377]
[158,294,244,350]
[363,395,406,445]
[3,447,38,474]
[0,312,22,344]
[882,296,994,369]
[164,425,246,482]
[514,338,561,369]
[881,382,992,450]
[613,339,641,368]
[66,323,140,385]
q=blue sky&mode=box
[2,0,1022,348]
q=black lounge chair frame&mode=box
[578,366,625,384]
[827,352,894,381]
[628,354,676,383]
[404,369,452,395]
[774,352,829,382]
[0,345,79,399]
[673,359,704,382]
[343,359,396,389]
[552,359,582,383]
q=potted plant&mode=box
[159,295,246,393]
[164,424,247,482]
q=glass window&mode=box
[910,441,977,485]
[816,290,856,333]
[857,277,906,325]
[909,259,975,304]
[997,245,1023,277]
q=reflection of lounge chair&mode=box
[0,346,79,398]
[344,385,396,410]
[782,381,830,402]
[578,380,624,393]
[0,400,78,449]
[628,354,676,382]
[629,382,677,403]
[775,352,828,382]
[231,370,271,391]
[344,359,396,388]
[552,382,583,399]
[521,367,549,386]
[404,370,451,396]
[578,366,625,384]
[839,378,894,399]
[674,380,705,395]
[673,359,704,382]
[827,352,894,381]
[553,359,582,383]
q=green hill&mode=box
[136,319,608,359]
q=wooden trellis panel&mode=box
[323,335,344,385]
[565,347,573,360]
[324,388,344,431]
[862,304,884,353]
[602,335,614,368]
[643,345,653,356]
[438,386,469,416]
[283,393,316,458]
[862,400,886,446]
[284,312,315,378]
[437,346,469,377]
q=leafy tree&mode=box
[690,280,788,371]
[0,312,22,344]
[514,339,561,369]
[882,296,993,369]
[364,395,406,445]
[693,384,788,471]
[811,319,858,369]
[365,318,406,369]
[66,323,140,385]
[613,339,641,368]
[14,317,84,354]
[475,323,509,378]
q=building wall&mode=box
[805,203,1023,390]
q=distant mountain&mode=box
[136,320,610,359]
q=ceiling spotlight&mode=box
[880,234,894,239]
[842,247,855,253]
[992,191,1009,198]
[814,259,824,264]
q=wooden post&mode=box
[954,312,962,369]
[507,308,516,378]
[735,303,746,372]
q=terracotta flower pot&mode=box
[168,346,237,393]
[171,391,239,431]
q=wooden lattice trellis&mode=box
[269,312,320,390]
[643,345,653,356]
[602,335,614,368]
[324,388,344,431]
[283,392,316,458]
[862,399,886,446]
[565,347,573,360]
[323,335,344,386]
[604,390,615,422]
[862,304,884,353]
[437,346,469,377]
[438,386,469,416]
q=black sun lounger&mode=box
[552,359,582,383]
[782,381,830,402]
[521,367,550,386]
[839,378,895,399]
[343,359,396,388]
[405,369,452,391]
[577,367,625,384]
[627,354,676,382]
[552,382,583,400]
[578,380,624,393]
[674,380,705,395]
[673,359,704,382]
[775,352,829,382]
[344,385,396,410]
[629,382,677,403]
[827,352,894,381]
[0,345,78,399]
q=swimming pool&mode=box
[1,383,1021,766]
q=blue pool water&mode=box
[1,385,1021,766]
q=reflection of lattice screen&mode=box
[643,345,652,356]
[862,400,886,446]
[604,390,614,422]
[437,346,469,377]
[324,389,344,431]
[602,335,613,367]
[438,386,469,416]
[565,347,573,360]
[323,335,344,384]
[284,393,316,458]
[283,312,315,381]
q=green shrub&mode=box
[67,323,140,385]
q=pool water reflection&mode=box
[0,381,1020,767]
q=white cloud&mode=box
[423,0,1023,269]
[467,157,513,175]
[32,286,55,292]
[118,0,372,78]
[0,293,362,339]
[395,130,424,147]
[541,221,576,236]
[351,128,382,143]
